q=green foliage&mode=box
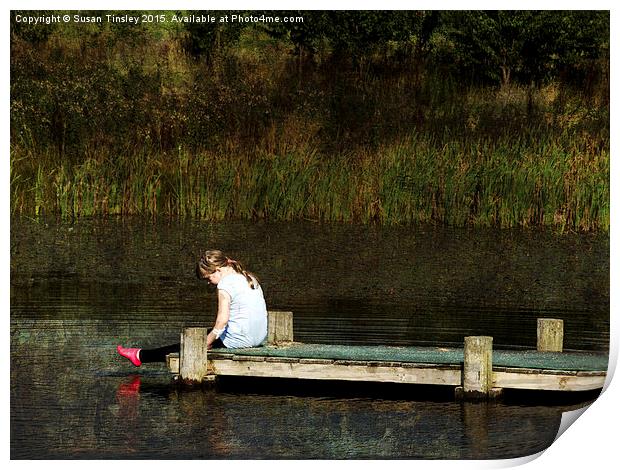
[9,10,609,230]
[181,10,247,59]
[434,11,609,86]
[10,128,609,231]
[301,11,422,54]
[11,10,58,44]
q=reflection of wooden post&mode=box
[537,319,564,352]
[180,327,209,383]
[462,402,489,459]
[267,311,294,344]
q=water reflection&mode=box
[11,218,609,350]
[11,358,572,460]
[10,218,609,459]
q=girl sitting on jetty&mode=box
[117,250,268,367]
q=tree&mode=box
[181,10,247,60]
[264,11,431,63]
[433,11,609,86]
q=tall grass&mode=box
[11,126,609,231]
[10,28,609,231]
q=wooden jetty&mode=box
[167,312,608,399]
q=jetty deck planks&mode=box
[166,342,607,393]
[165,314,608,396]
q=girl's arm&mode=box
[207,289,231,348]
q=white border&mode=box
[3,3,617,468]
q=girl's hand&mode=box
[206,331,216,349]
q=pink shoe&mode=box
[117,345,142,367]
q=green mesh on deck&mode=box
[210,344,608,372]
[492,350,608,371]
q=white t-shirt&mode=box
[217,273,267,348]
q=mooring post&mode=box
[456,336,502,400]
[537,318,564,352]
[267,310,294,344]
[180,327,210,384]
[464,336,493,395]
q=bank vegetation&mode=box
[10,11,609,231]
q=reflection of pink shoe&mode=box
[116,376,141,419]
[117,376,142,397]
[117,345,142,367]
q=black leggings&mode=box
[140,338,225,363]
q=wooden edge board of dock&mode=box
[166,352,607,392]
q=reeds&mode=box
[10,28,609,231]
[10,127,609,231]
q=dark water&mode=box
[10,217,609,459]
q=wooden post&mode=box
[456,336,501,400]
[267,310,294,344]
[537,318,564,352]
[463,336,493,394]
[180,327,209,384]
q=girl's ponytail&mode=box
[196,249,259,289]
[227,258,259,290]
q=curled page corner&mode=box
[493,406,592,469]
[552,345,618,442]
[555,406,590,442]
[552,342,618,445]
